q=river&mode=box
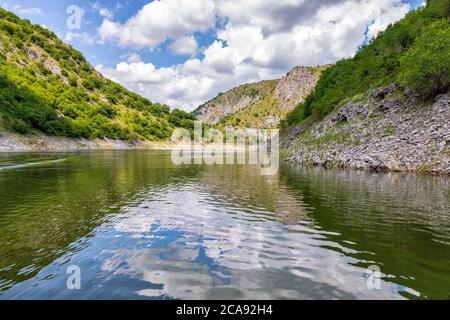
[0,150,449,299]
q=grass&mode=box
[383,125,398,136]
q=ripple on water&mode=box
[0,152,449,299]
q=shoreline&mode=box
[2,131,448,176]
[283,90,450,177]
[0,132,251,152]
[283,158,450,176]
[0,132,176,152]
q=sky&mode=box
[1,0,426,111]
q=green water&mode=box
[0,150,449,299]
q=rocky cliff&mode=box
[194,66,328,128]
[193,80,277,125]
[283,85,450,175]
[274,66,324,110]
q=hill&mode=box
[282,0,450,174]
[283,0,450,129]
[0,7,195,141]
[194,66,328,129]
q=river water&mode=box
[0,150,448,299]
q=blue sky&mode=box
[0,0,425,110]
[1,0,200,67]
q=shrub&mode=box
[82,75,102,90]
[11,118,30,134]
[42,119,66,136]
[68,77,78,87]
[398,20,450,97]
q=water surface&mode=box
[0,150,449,299]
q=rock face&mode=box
[274,66,323,109]
[284,86,450,175]
[193,80,277,125]
[194,65,328,128]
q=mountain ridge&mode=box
[194,65,328,128]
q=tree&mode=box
[398,20,450,97]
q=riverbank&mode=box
[1,150,449,299]
[0,132,176,152]
[283,87,450,175]
[0,132,252,152]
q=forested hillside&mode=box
[0,8,195,141]
[283,0,450,129]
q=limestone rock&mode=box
[284,87,450,175]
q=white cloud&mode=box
[65,32,97,46]
[90,1,114,19]
[99,0,216,48]
[90,1,102,11]
[11,5,43,16]
[168,35,199,57]
[99,8,113,19]
[366,2,410,39]
[126,52,142,63]
[97,0,412,111]
[115,2,125,10]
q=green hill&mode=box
[282,0,450,129]
[0,7,195,141]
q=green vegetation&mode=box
[383,125,398,136]
[295,126,359,148]
[218,81,280,128]
[398,19,450,97]
[0,8,195,140]
[283,0,450,129]
[193,80,277,116]
[196,65,327,129]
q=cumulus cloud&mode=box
[98,0,216,48]
[10,5,43,16]
[216,0,349,36]
[366,1,410,39]
[97,58,259,110]
[97,0,412,111]
[168,35,199,57]
[126,52,143,63]
[65,32,98,45]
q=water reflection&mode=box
[0,151,448,299]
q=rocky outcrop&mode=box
[284,86,450,175]
[274,66,325,110]
[194,65,328,128]
[193,80,277,125]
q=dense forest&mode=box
[0,8,196,141]
[282,0,450,129]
